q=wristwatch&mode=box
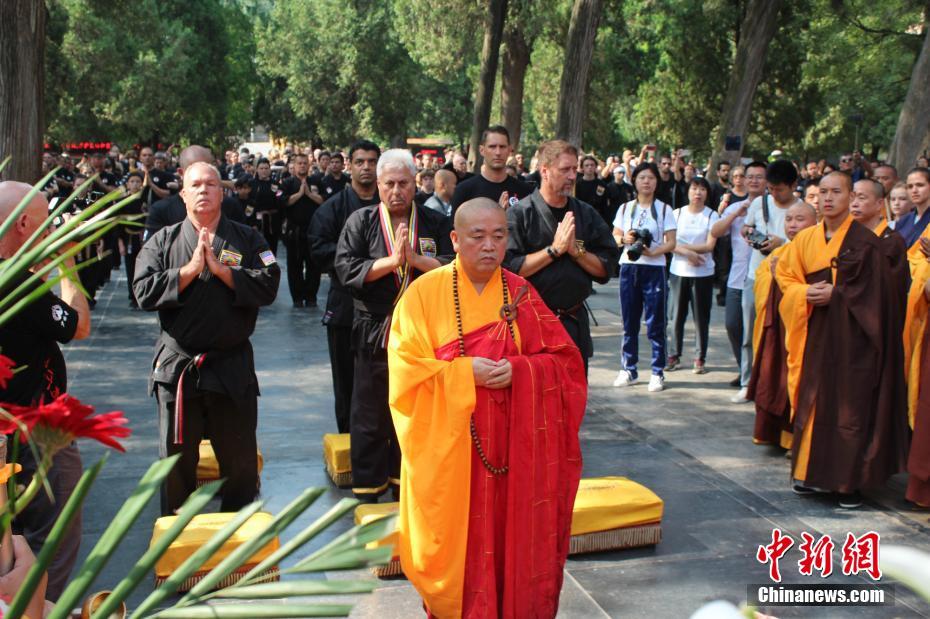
[546,246,560,260]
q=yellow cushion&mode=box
[570,477,664,536]
[354,502,399,556]
[196,440,264,480]
[323,433,351,475]
[151,511,280,578]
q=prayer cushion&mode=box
[569,477,663,555]
[151,511,280,591]
[323,433,352,487]
[196,440,264,487]
[354,502,402,578]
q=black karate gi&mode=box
[281,175,322,306]
[120,195,146,306]
[250,176,282,255]
[309,186,380,433]
[505,189,619,371]
[334,204,453,499]
[133,216,280,515]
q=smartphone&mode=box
[646,145,657,152]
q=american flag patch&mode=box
[260,250,276,266]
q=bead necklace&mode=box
[452,265,516,476]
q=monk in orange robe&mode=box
[776,172,909,509]
[903,223,930,505]
[388,198,586,618]
[749,202,817,447]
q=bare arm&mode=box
[58,257,90,340]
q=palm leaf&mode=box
[290,514,398,572]
[209,580,378,598]
[151,603,354,618]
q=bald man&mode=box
[851,179,889,235]
[424,169,456,217]
[0,182,90,599]
[134,162,280,515]
[144,145,246,241]
[388,197,585,618]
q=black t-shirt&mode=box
[548,205,570,224]
[0,272,79,406]
[451,173,534,215]
[321,173,348,198]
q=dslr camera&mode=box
[626,228,654,262]
[745,227,771,254]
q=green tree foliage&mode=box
[45,0,255,151]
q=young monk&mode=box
[748,201,818,447]
[776,172,909,509]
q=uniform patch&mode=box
[219,249,243,267]
[259,250,277,266]
[596,185,606,196]
[51,304,68,326]
[419,237,437,257]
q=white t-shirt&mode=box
[744,195,796,280]
[613,200,677,268]
[723,200,753,290]
[670,207,720,278]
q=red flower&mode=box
[0,355,15,389]
[0,394,131,455]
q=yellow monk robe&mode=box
[749,245,792,448]
[874,219,889,236]
[777,215,909,491]
[904,228,930,505]
[388,258,585,618]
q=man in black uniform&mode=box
[281,153,324,307]
[575,154,611,223]
[321,152,349,198]
[606,165,635,226]
[144,145,245,241]
[309,140,381,433]
[451,126,533,217]
[251,158,283,254]
[505,140,619,374]
[133,162,280,515]
[0,181,91,600]
[335,149,453,502]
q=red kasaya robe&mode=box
[388,260,586,618]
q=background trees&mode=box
[1,0,928,180]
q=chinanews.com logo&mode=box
[748,529,894,607]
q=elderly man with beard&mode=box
[309,140,382,433]
[134,162,280,515]
[334,149,453,502]
[505,139,619,374]
[451,126,533,217]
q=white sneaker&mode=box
[730,387,750,404]
[647,374,665,392]
[613,370,639,387]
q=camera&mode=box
[745,228,771,253]
[626,228,654,262]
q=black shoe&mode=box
[293,301,304,308]
[838,492,863,509]
[729,376,741,387]
[793,483,818,496]
[354,494,379,505]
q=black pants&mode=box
[11,442,82,601]
[285,230,320,305]
[327,324,354,433]
[350,344,400,498]
[156,385,258,515]
[260,213,282,257]
[667,274,714,362]
[713,235,732,302]
[122,231,142,302]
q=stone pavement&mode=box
[62,262,930,618]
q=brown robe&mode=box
[791,220,910,492]
[748,276,791,445]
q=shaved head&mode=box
[179,145,215,170]
[785,200,818,241]
[182,161,221,185]
[454,198,505,231]
[0,181,49,256]
[824,171,853,192]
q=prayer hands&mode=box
[200,227,226,277]
[553,213,576,256]
[806,281,833,306]
[392,223,409,268]
[472,357,512,389]
[499,191,511,209]
[181,228,208,278]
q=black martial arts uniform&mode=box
[250,176,282,255]
[281,175,322,306]
[309,186,379,434]
[575,176,611,224]
[505,189,619,371]
[334,203,453,499]
[133,216,280,515]
[120,194,146,306]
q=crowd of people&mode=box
[16,128,930,614]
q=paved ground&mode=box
[62,257,930,618]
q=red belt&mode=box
[173,353,207,445]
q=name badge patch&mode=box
[419,237,437,257]
[259,250,277,266]
[219,249,243,267]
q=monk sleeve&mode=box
[906,260,930,426]
[387,278,477,617]
[775,239,812,413]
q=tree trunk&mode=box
[555,0,602,148]
[0,0,46,183]
[707,0,782,183]
[501,23,531,153]
[888,12,930,172]
[468,0,508,172]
